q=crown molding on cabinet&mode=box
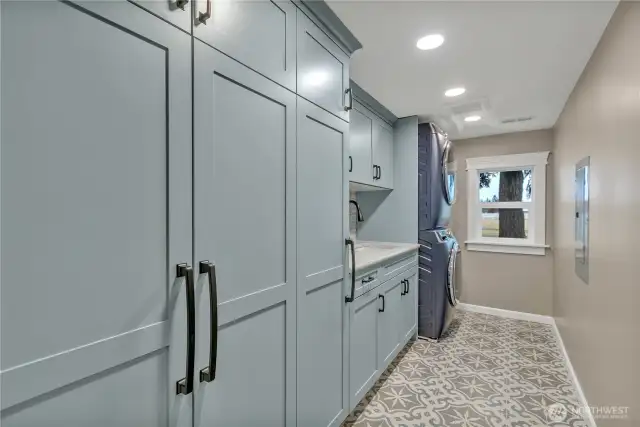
[295,0,363,56]
[350,80,398,126]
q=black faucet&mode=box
[349,200,364,222]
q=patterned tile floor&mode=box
[343,310,587,427]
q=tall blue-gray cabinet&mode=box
[1,2,193,426]
[192,0,297,91]
[1,1,362,426]
[192,40,298,427]
[296,97,350,427]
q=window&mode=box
[466,152,550,255]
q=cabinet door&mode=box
[377,279,403,369]
[297,10,350,122]
[1,2,192,426]
[193,40,297,427]
[401,269,419,343]
[349,102,373,185]
[349,291,380,409]
[297,97,350,427]
[192,0,296,91]
[372,119,394,189]
[133,0,192,33]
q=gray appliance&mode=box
[417,229,459,340]
[418,123,454,230]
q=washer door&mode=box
[441,138,454,205]
[446,244,459,306]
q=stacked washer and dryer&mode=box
[418,123,460,340]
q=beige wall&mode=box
[553,2,640,425]
[451,129,554,315]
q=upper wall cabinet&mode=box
[372,120,394,189]
[192,0,297,91]
[349,101,394,190]
[349,102,373,184]
[297,10,350,122]
[133,0,192,33]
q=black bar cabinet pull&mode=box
[175,0,188,10]
[349,156,353,172]
[373,165,378,180]
[378,294,385,312]
[176,263,195,395]
[199,261,218,383]
[345,238,356,303]
[378,166,382,180]
[400,279,406,295]
[405,279,410,294]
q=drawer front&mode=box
[296,9,350,122]
[352,269,379,299]
[381,252,418,282]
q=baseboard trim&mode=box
[457,303,596,427]
[551,321,597,427]
[457,303,554,324]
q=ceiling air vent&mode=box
[450,101,484,116]
[501,116,534,124]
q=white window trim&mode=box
[465,151,550,256]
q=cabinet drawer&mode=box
[351,269,379,299]
[193,0,297,91]
[297,9,350,122]
[381,253,418,282]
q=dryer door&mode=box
[446,244,459,306]
[441,138,455,205]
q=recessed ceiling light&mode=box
[445,87,466,97]
[416,34,444,50]
[464,115,482,122]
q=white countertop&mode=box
[350,241,420,273]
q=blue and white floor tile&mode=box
[342,310,587,427]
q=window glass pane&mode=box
[479,169,532,202]
[481,208,529,238]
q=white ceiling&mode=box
[328,1,617,140]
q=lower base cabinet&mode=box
[348,263,418,413]
[377,279,403,369]
[401,269,418,342]
[348,291,380,408]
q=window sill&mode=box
[465,240,550,256]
